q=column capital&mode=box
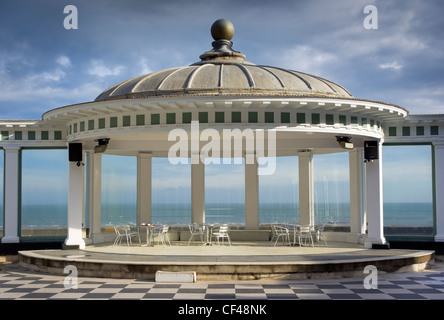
[138,151,152,159]
[2,144,21,152]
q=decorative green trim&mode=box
[388,127,397,136]
[281,112,290,124]
[54,131,62,140]
[198,112,208,124]
[151,114,160,125]
[122,115,131,127]
[351,116,358,127]
[182,112,192,124]
[416,126,424,136]
[110,117,118,128]
[326,114,334,125]
[231,111,241,123]
[431,126,439,135]
[14,131,22,140]
[339,115,346,126]
[41,131,49,140]
[73,123,78,133]
[166,113,176,124]
[28,131,36,140]
[136,114,145,126]
[264,112,274,123]
[88,119,94,131]
[402,126,410,136]
[312,113,320,125]
[215,112,225,123]
[248,111,258,123]
[1,131,8,140]
[296,112,305,124]
[98,118,106,129]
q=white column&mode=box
[364,141,386,248]
[65,159,86,249]
[299,152,314,226]
[86,152,102,240]
[137,152,152,225]
[349,149,366,239]
[245,154,259,230]
[434,143,444,241]
[191,158,205,224]
[2,146,20,243]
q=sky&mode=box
[0,0,437,217]
[1,0,444,119]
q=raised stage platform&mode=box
[18,241,434,281]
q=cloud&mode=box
[56,55,72,68]
[378,60,403,71]
[87,59,124,78]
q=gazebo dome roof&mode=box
[95,19,353,102]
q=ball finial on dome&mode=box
[211,19,234,41]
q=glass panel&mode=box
[21,149,68,238]
[0,150,3,237]
[205,158,245,226]
[101,155,137,229]
[383,145,434,236]
[152,158,191,225]
[313,153,350,227]
[259,156,298,225]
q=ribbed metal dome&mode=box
[95,19,353,102]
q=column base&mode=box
[64,238,85,250]
[1,236,20,244]
[364,237,387,249]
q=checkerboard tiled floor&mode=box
[2,263,444,300]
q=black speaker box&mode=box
[69,143,83,162]
[364,141,378,160]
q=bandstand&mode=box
[1,19,442,279]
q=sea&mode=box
[6,202,434,230]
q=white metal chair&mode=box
[296,225,314,247]
[211,224,231,246]
[153,225,171,246]
[272,225,290,246]
[314,225,328,246]
[113,224,140,246]
[187,223,205,246]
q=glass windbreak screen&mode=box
[0,150,3,237]
[259,156,299,225]
[21,149,68,238]
[313,152,350,227]
[205,158,245,226]
[383,145,434,236]
[152,158,191,225]
[101,155,137,229]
